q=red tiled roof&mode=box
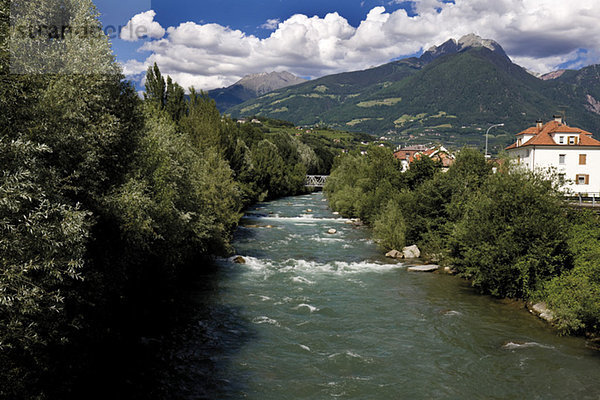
[580,134,600,146]
[507,120,600,149]
[515,120,593,136]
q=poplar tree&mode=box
[144,62,166,107]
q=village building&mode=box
[393,145,455,172]
[506,116,600,194]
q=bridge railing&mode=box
[305,175,328,188]
[565,192,600,207]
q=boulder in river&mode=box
[385,250,403,259]
[327,228,337,234]
[402,245,421,259]
[233,256,246,264]
[407,264,439,272]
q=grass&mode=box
[347,118,372,126]
[356,97,403,108]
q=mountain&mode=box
[208,71,306,111]
[420,33,508,63]
[227,34,600,151]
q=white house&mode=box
[506,116,600,194]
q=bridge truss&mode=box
[305,175,328,188]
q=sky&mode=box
[94,0,600,92]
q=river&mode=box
[151,192,600,399]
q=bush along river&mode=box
[147,192,600,399]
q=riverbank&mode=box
[381,239,600,343]
[180,192,600,399]
[324,147,600,338]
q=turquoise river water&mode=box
[158,192,600,399]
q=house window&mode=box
[517,138,522,146]
[558,173,566,185]
[569,136,578,145]
[559,136,564,144]
[579,154,587,165]
[576,174,589,185]
[559,154,565,164]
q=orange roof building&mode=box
[394,145,455,172]
[506,116,600,193]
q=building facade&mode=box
[506,117,600,194]
[393,145,455,172]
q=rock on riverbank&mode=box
[528,302,555,322]
[385,245,421,259]
[407,265,440,272]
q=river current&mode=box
[156,192,600,399]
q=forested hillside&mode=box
[229,37,600,152]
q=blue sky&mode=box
[93,0,600,91]
[96,0,420,66]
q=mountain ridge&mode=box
[208,71,306,111]
[226,34,600,152]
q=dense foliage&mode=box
[0,1,341,396]
[325,147,600,336]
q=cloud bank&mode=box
[121,1,600,90]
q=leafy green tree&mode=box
[1,0,142,394]
[449,166,570,298]
[109,108,242,265]
[250,139,288,199]
[405,155,440,189]
[403,148,492,253]
[541,211,600,334]
[325,146,404,223]
[373,199,406,251]
[180,88,224,150]
[0,137,91,398]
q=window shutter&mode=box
[579,154,587,165]
[585,174,589,185]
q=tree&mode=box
[449,166,570,298]
[405,155,440,189]
[1,0,142,395]
[144,62,166,107]
[541,211,600,334]
[180,88,224,150]
[250,139,288,199]
[402,148,492,253]
[165,76,186,121]
[373,199,406,251]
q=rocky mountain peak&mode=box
[421,33,508,63]
[457,33,502,52]
[236,71,307,96]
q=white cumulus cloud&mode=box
[122,1,600,90]
[120,10,166,42]
[260,18,281,30]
